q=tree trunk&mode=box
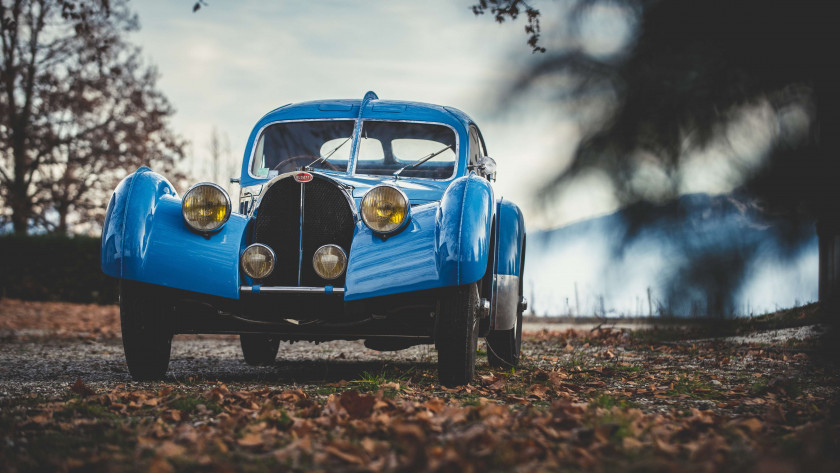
[818,218,840,314]
[11,198,29,235]
[10,175,30,235]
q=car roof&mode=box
[239,93,477,188]
[254,96,474,130]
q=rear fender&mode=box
[101,167,247,299]
[345,174,494,301]
[490,199,526,330]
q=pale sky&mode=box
[129,0,600,229]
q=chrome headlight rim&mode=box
[240,243,276,280]
[181,182,232,233]
[312,244,348,280]
[360,184,410,235]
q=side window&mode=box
[468,126,482,170]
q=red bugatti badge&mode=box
[294,172,313,183]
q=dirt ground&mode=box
[1,299,839,472]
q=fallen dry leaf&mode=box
[339,389,375,419]
[70,377,95,397]
[236,433,264,448]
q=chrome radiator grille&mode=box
[253,176,355,287]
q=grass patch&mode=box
[350,371,389,392]
[589,394,638,410]
[312,386,339,396]
[587,410,635,444]
[350,367,415,395]
[504,383,527,396]
[169,395,222,414]
[563,356,587,369]
[56,400,116,421]
[270,408,294,429]
[749,378,769,395]
[608,364,642,375]
[666,376,723,400]
[749,377,802,398]
[460,394,483,407]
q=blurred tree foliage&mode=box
[481,0,837,222]
[0,234,117,303]
[480,0,839,315]
[1,0,185,235]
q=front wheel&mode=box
[240,334,280,366]
[436,283,480,387]
[120,281,173,381]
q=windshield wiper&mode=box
[305,137,351,170]
[392,144,453,178]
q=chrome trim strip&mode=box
[240,286,345,294]
[346,93,378,176]
[246,118,356,181]
[298,181,305,286]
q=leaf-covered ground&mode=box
[1,299,839,472]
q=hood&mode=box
[319,172,450,204]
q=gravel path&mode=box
[1,321,826,404]
[0,335,442,402]
[0,323,564,402]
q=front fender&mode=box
[345,174,494,301]
[101,167,247,299]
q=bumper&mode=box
[240,285,344,295]
[165,284,439,342]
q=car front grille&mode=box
[253,175,355,287]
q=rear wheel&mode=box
[120,281,173,380]
[240,334,280,366]
[486,301,523,368]
[487,248,525,368]
[436,283,480,387]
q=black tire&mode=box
[486,303,523,368]
[120,281,173,381]
[240,334,280,366]
[436,283,480,387]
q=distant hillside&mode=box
[524,193,817,317]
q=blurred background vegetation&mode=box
[0,234,117,303]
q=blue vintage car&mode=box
[101,92,526,386]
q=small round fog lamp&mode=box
[241,244,275,280]
[312,244,347,280]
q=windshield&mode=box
[355,121,457,179]
[250,119,458,180]
[250,120,355,177]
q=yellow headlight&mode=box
[241,244,275,279]
[182,183,231,232]
[360,185,409,234]
[312,244,347,280]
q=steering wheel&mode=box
[272,155,339,174]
